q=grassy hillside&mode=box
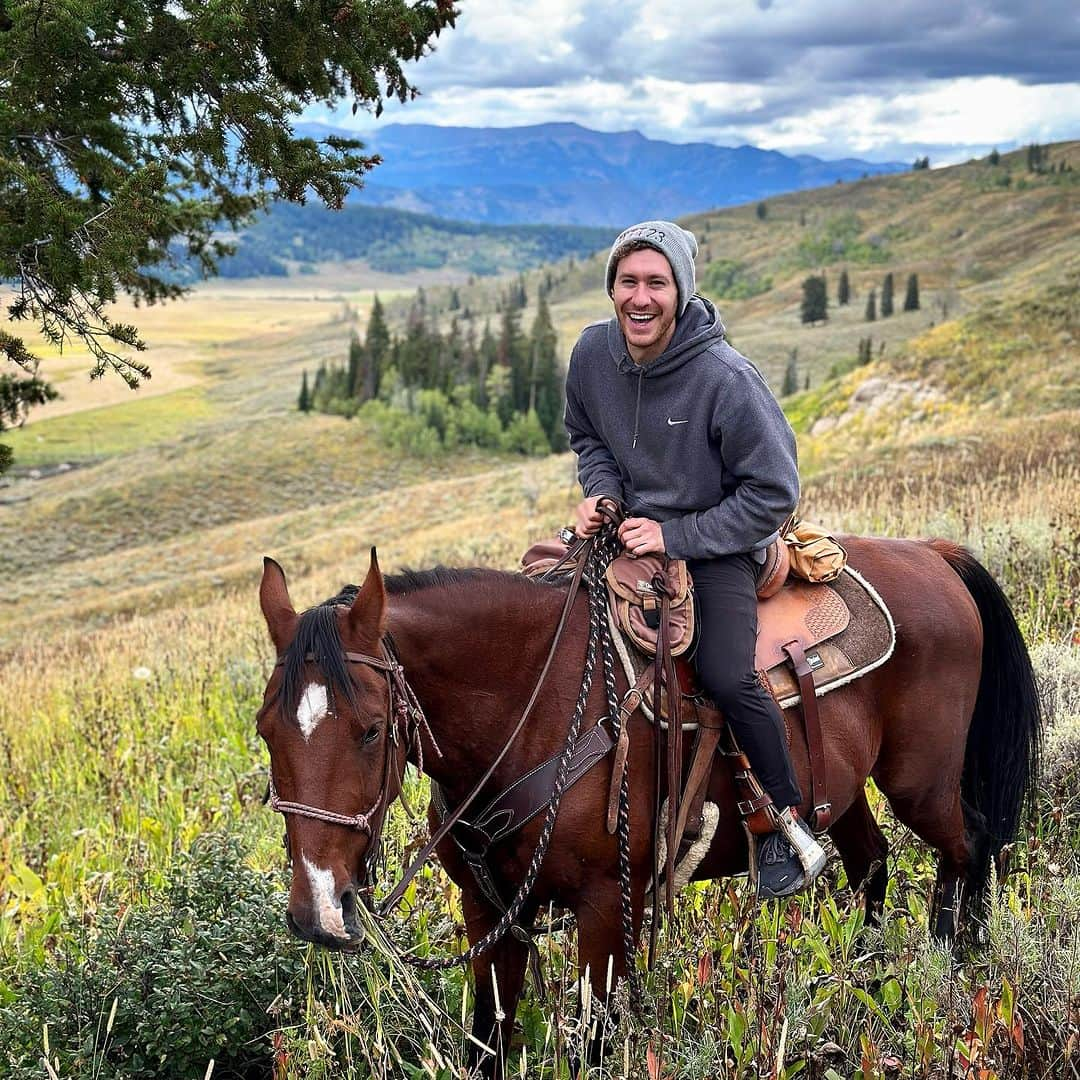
[418,140,1079,392]
[0,143,1077,1079]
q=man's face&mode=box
[612,247,678,363]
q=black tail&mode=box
[929,541,1043,898]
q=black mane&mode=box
[278,593,360,723]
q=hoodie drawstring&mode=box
[632,367,644,449]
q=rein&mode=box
[376,532,593,916]
[267,510,641,981]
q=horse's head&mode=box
[256,550,405,950]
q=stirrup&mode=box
[775,806,827,881]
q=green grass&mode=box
[2,386,216,468]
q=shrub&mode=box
[501,408,551,455]
[699,258,772,300]
[0,833,303,1079]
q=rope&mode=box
[398,528,613,971]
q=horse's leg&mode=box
[874,777,969,940]
[462,889,533,1080]
[575,876,641,1068]
[828,787,889,926]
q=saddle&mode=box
[438,530,893,921]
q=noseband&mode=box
[266,644,427,839]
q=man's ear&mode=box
[259,557,298,654]
[346,547,387,646]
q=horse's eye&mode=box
[362,724,382,745]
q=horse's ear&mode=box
[260,556,298,654]
[347,546,387,644]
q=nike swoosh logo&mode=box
[667,417,689,426]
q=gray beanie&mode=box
[605,220,699,316]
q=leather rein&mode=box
[265,537,595,947]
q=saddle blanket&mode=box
[617,563,895,720]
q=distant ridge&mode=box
[297,120,907,227]
[202,203,615,280]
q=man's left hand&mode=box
[618,517,666,556]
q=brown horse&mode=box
[255,535,1041,1074]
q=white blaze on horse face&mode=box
[296,682,329,741]
[302,855,348,938]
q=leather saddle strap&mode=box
[671,721,722,853]
[725,746,777,836]
[782,639,832,832]
[606,670,653,834]
[659,589,681,922]
[465,722,615,847]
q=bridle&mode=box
[266,644,429,856]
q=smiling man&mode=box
[563,220,826,898]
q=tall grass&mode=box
[2,417,1077,1078]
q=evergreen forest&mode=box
[300,281,567,455]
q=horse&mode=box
[255,534,1041,1076]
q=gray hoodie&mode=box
[564,295,799,560]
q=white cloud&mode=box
[311,0,1080,163]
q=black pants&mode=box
[688,553,802,809]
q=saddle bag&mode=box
[605,553,695,657]
[782,516,847,584]
[521,537,694,658]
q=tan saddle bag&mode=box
[604,553,695,657]
[782,516,847,584]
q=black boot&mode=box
[757,807,827,899]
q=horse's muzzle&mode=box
[286,884,365,950]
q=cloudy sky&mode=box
[307,0,1080,164]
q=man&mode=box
[564,220,826,898]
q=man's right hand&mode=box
[574,495,608,537]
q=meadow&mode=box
[1,149,1078,1078]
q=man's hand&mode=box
[574,495,609,537]
[618,517,666,556]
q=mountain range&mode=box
[297,121,907,227]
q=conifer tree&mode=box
[0,0,457,468]
[781,349,799,396]
[477,320,497,408]
[529,295,564,449]
[756,202,768,220]
[881,273,895,318]
[347,334,362,397]
[838,270,851,306]
[800,276,828,325]
[865,289,877,322]
[298,370,312,413]
[903,273,920,312]
[363,296,391,402]
[499,305,529,416]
